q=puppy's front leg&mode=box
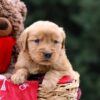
[42,69,65,91]
[11,68,29,84]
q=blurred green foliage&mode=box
[23,0,100,99]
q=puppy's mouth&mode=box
[39,59,52,65]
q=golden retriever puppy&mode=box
[11,21,79,90]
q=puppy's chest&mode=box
[29,64,50,74]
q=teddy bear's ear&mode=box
[0,18,12,36]
[18,1,27,21]
[17,29,28,51]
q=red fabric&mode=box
[0,76,81,100]
[77,88,82,100]
[0,36,15,73]
[58,75,73,84]
[0,80,38,100]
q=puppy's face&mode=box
[19,21,66,65]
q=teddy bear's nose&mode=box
[0,19,8,30]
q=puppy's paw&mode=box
[11,73,27,84]
[70,71,80,81]
[42,79,56,92]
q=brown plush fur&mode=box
[0,0,27,78]
[11,21,79,90]
[0,0,27,38]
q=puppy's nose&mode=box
[43,52,52,59]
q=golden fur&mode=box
[11,21,79,90]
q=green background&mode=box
[23,0,100,99]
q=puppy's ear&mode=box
[62,39,66,49]
[60,27,66,49]
[17,29,28,51]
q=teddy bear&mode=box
[0,0,27,78]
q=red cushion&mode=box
[0,36,15,73]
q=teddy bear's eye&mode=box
[53,40,59,44]
[34,39,40,43]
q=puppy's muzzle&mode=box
[43,52,52,60]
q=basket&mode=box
[38,76,80,100]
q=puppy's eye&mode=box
[34,39,40,43]
[53,40,59,44]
